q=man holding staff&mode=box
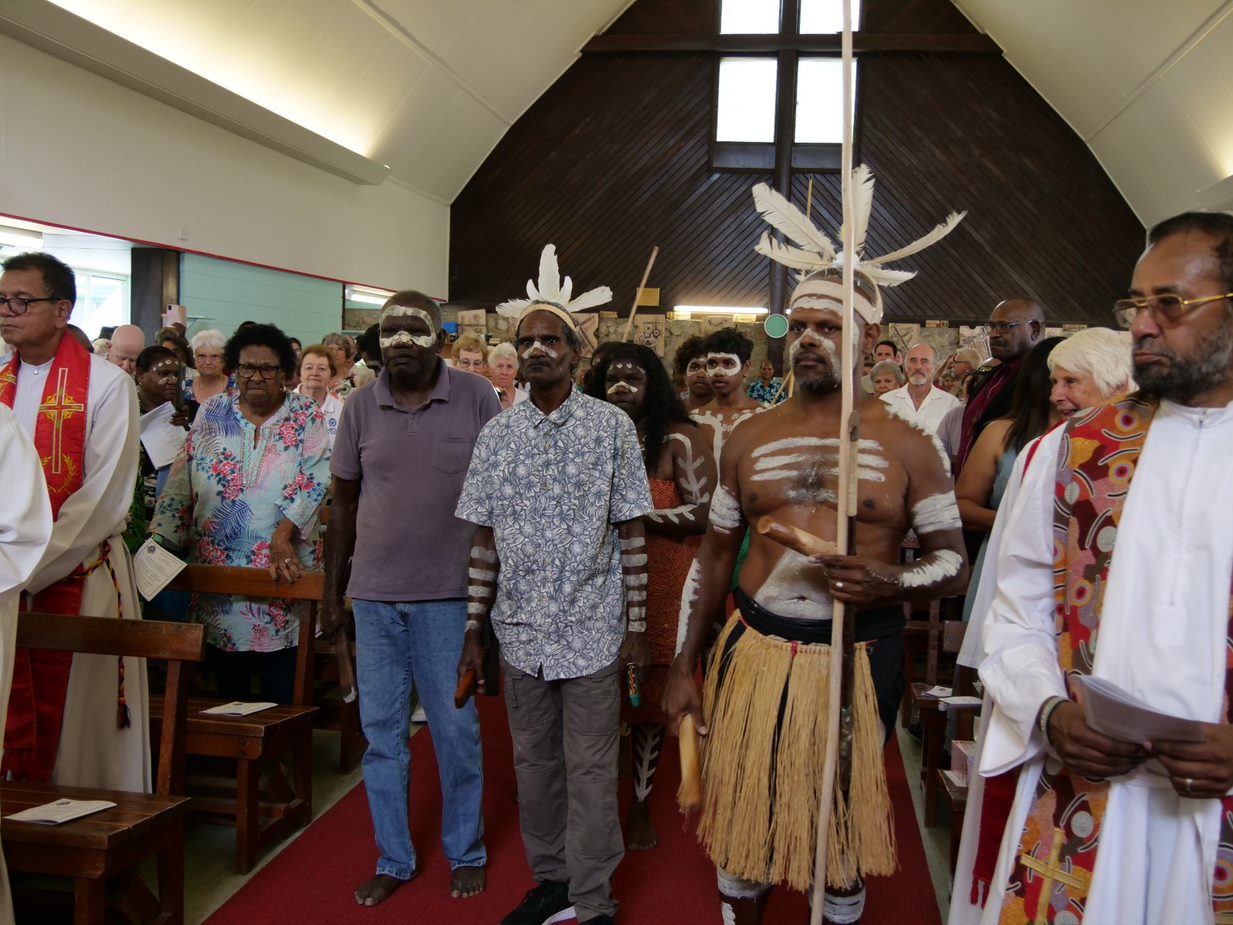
[664,178,968,924]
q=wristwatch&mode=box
[1038,695,1069,740]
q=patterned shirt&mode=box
[747,378,786,405]
[456,389,653,680]
[151,390,331,652]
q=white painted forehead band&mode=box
[380,330,437,349]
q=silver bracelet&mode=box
[1038,695,1068,740]
[465,619,481,632]
[627,620,647,633]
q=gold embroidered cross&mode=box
[1020,827,1089,925]
[39,367,84,475]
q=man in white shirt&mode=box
[0,252,148,792]
[879,343,960,436]
[960,211,1233,925]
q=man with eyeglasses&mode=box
[963,212,1233,925]
[955,297,1046,470]
[0,252,149,792]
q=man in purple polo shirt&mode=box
[322,290,501,908]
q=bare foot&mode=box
[625,799,659,850]
[451,865,487,898]
[355,873,409,906]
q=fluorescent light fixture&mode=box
[346,284,396,306]
[675,305,769,316]
[0,227,44,249]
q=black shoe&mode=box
[501,880,574,925]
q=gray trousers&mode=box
[503,657,623,922]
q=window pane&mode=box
[720,0,781,34]
[799,0,862,33]
[716,58,778,143]
[794,58,855,144]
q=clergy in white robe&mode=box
[14,353,149,790]
[0,403,53,925]
[970,397,1233,924]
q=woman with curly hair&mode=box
[151,323,331,702]
[585,342,717,851]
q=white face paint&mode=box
[708,483,742,533]
[912,492,962,535]
[520,339,560,360]
[900,548,963,589]
[787,328,838,365]
[380,330,437,349]
[607,381,639,396]
[706,352,743,379]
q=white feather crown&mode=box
[495,244,612,326]
[752,166,965,294]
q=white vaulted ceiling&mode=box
[33,0,635,202]
[13,0,1233,224]
[953,0,1233,224]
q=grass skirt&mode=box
[697,611,897,890]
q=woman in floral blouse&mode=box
[151,324,331,703]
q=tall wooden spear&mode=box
[621,246,660,343]
[809,1,860,921]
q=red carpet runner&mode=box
[206,694,940,925]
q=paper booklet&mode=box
[133,538,187,602]
[1073,674,1206,744]
[7,799,117,824]
[139,402,188,470]
[200,702,278,716]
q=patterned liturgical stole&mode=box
[0,333,94,781]
[997,397,1233,925]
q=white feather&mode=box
[537,244,561,302]
[863,267,917,287]
[866,211,966,268]
[848,165,876,254]
[754,232,828,272]
[559,275,573,305]
[496,298,531,317]
[751,183,837,260]
[566,286,612,311]
[526,279,538,301]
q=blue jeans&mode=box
[352,598,486,879]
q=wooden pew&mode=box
[150,566,321,873]
[910,620,981,827]
[2,613,206,925]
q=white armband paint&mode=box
[470,546,498,564]
[900,548,963,589]
[709,484,742,533]
[912,492,962,535]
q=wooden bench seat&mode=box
[153,565,324,873]
[147,697,315,874]
[1,613,205,925]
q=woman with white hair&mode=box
[487,341,527,410]
[187,329,232,403]
[1046,326,1135,419]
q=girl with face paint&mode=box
[584,343,718,851]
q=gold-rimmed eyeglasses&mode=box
[1113,292,1233,329]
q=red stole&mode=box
[994,398,1233,924]
[0,334,92,781]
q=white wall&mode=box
[0,32,449,297]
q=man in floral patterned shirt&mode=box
[456,304,653,925]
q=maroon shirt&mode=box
[330,361,501,601]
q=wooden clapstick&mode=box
[755,516,840,559]
[454,667,477,709]
[677,714,704,812]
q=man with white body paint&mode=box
[691,327,766,462]
[456,245,653,925]
[665,271,968,921]
[952,214,1233,925]
[323,290,499,907]
[880,342,960,435]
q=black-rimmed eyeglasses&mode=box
[0,296,59,314]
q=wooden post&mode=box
[621,246,660,342]
[810,1,858,920]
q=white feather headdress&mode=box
[495,244,612,325]
[752,166,965,292]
